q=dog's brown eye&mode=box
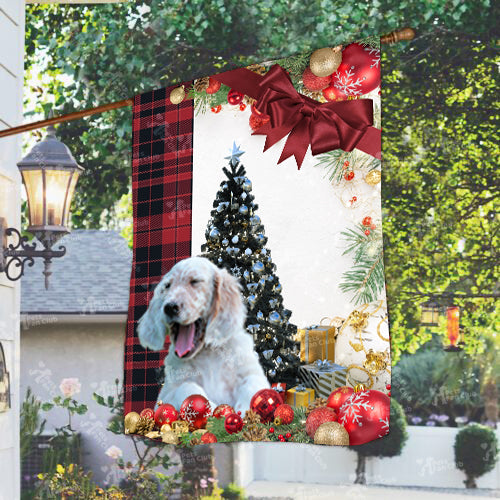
[190,279,200,286]
[164,283,171,290]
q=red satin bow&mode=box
[252,65,374,168]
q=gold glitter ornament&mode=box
[349,310,370,332]
[162,430,179,445]
[314,421,350,446]
[171,420,189,435]
[170,85,186,105]
[309,46,342,77]
[365,170,382,186]
[124,411,140,434]
[145,431,161,439]
[364,349,388,375]
[273,416,283,426]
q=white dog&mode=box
[138,256,270,413]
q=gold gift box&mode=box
[297,321,337,363]
[285,386,315,407]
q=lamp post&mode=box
[0,126,83,289]
[420,299,440,327]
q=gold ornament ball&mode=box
[124,411,140,434]
[309,47,343,77]
[314,422,350,446]
[365,170,381,186]
[162,430,179,445]
[171,420,190,435]
[170,86,185,105]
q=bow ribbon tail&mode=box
[277,119,311,168]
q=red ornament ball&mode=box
[249,113,270,132]
[206,77,221,94]
[201,432,218,444]
[322,84,347,102]
[224,412,244,434]
[386,384,391,390]
[331,43,380,97]
[305,407,337,439]
[239,103,247,111]
[227,88,244,105]
[211,105,222,114]
[179,394,212,430]
[250,389,283,423]
[302,66,331,91]
[362,216,373,227]
[344,171,355,181]
[338,389,390,446]
[327,386,354,412]
[274,403,294,425]
[154,404,179,427]
[140,408,154,420]
[212,404,235,420]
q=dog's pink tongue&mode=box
[175,323,196,357]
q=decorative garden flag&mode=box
[124,38,391,446]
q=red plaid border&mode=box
[124,85,194,414]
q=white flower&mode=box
[105,445,123,460]
[59,378,81,398]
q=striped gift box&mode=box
[299,360,347,399]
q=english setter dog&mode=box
[138,256,270,412]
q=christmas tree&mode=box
[201,143,300,385]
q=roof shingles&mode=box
[21,230,132,314]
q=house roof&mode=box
[21,230,132,315]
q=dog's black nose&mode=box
[164,302,180,317]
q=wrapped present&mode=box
[271,382,287,395]
[299,360,347,399]
[285,384,315,407]
[297,317,338,363]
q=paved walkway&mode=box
[246,481,500,500]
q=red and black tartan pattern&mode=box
[124,85,194,414]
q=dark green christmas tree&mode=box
[201,143,300,385]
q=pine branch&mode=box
[188,84,230,115]
[357,35,381,49]
[340,224,385,304]
[274,50,312,85]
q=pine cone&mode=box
[247,64,268,75]
[194,76,210,92]
[243,409,261,425]
[242,424,270,442]
[135,416,155,435]
[305,397,328,416]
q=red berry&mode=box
[371,224,377,230]
[344,161,350,167]
[386,384,391,390]
[387,392,391,397]
[362,216,373,227]
[278,434,284,440]
[269,427,274,433]
[211,105,222,113]
[285,432,291,439]
[344,171,355,181]
[364,229,370,236]
[239,103,247,111]
[352,196,357,202]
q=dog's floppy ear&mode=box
[138,286,169,351]
[207,266,246,347]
